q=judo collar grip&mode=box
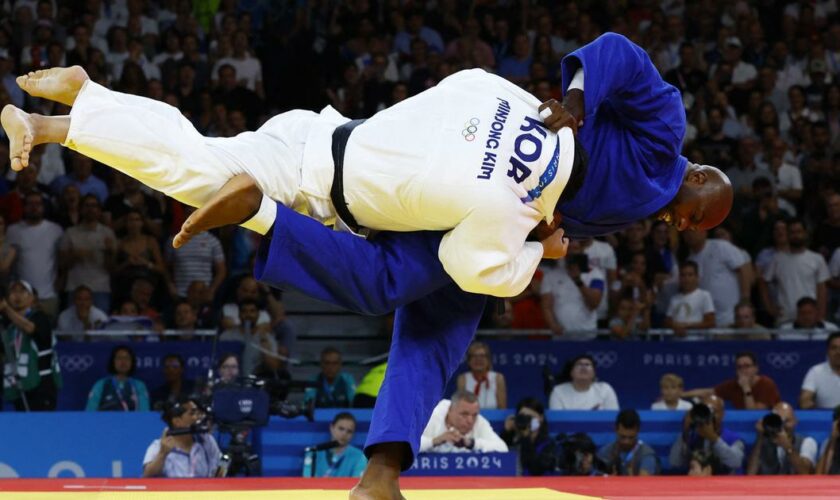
[330,119,367,233]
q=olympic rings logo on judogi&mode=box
[462,118,480,141]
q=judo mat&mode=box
[1,476,840,500]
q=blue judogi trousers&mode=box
[254,203,485,468]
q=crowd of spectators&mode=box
[2,0,840,480]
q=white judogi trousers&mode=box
[62,80,343,234]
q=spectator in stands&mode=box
[497,33,532,85]
[113,209,168,303]
[760,219,830,325]
[58,194,115,313]
[220,275,276,329]
[420,390,508,453]
[142,396,222,478]
[813,193,840,261]
[683,229,751,327]
[455,341,507,409]
[816,406,840,474]
[597,409,660,476]
[732,302,771,340]
[800,332,840,409]
[779,297,840,339]
[608,295,650,340]
[652,373,692,411]
[500,397,556,476]
[86,344,150,411]
[747,402,817,475]
[548,354,619,410]
[510,270,546,329]
[663,261,716,338]
[688,450,718,477]
[129,277,161,324]
[252,336,291,404]
[166,206,226,297]
[49,152,108,203]
[150,354,194,411]
[171,300,199,340]
[682,351,781,410]
[669,395,745,475]
[185,280,217,329]
[105,176,164,237]
[0,154,48,226]
[219,299,270,376]
[217,353,239,384]
[581,237,618,325]
[541,243,605,339]
[0,215,17,289]
[57,285,109,334]
[304,347,356,409]
[7,191,63,320]
[0,280,61,411]
[302,412,367,478]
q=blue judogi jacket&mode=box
[558,33,688,237]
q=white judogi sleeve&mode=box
[438,191,543,297]
[471,416,509,452]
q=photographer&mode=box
[669,395,745,474]
[597,409,660,476]
[556,433,607,476]
[0,280,61,411]
[747,402,816,475]
[501,397,556,476]
[142,396,222,478]
[816,405,840,474]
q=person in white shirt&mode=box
[57,285,109,334]
[541,243,606,339]
[664,261,716,339]
[778,297,839,340]
[800,332,840,410]
[683,230,750,327]
[548,354,619,410]
[419,391,508,453]
[5,65,581,299]
[455,341,507,409]
[760,219,830,325]
[652,373,693,411]
[143,398,221,478]
[581,237,617,323]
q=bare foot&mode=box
[16,66,89,107]
[348,484,405,500]
[1,105,34,171]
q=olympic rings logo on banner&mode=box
[765,352,800,370]
[462,118,480,141]
[60,354,94,372]
[588,351,619,369]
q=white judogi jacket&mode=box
[303,69,576,297]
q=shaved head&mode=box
[656,163,733,232]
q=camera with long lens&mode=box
[689,403,713,429]
[515,413,533,432]
[762,413,784,439]
[556,432,604,476]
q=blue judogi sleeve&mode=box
[557,33,688,237]
[253,204,452,315]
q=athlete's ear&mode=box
[686,169,708,185]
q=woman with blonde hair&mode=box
[455,341,507,409]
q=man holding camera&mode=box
[540,241,605,339]
[501,397,556,476]
[669,395,745,474]
[747,402,816,475]
[142,397,222,478]
[597,409,660,476]
[420,390,508,453]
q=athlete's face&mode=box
[657,163,732,232]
